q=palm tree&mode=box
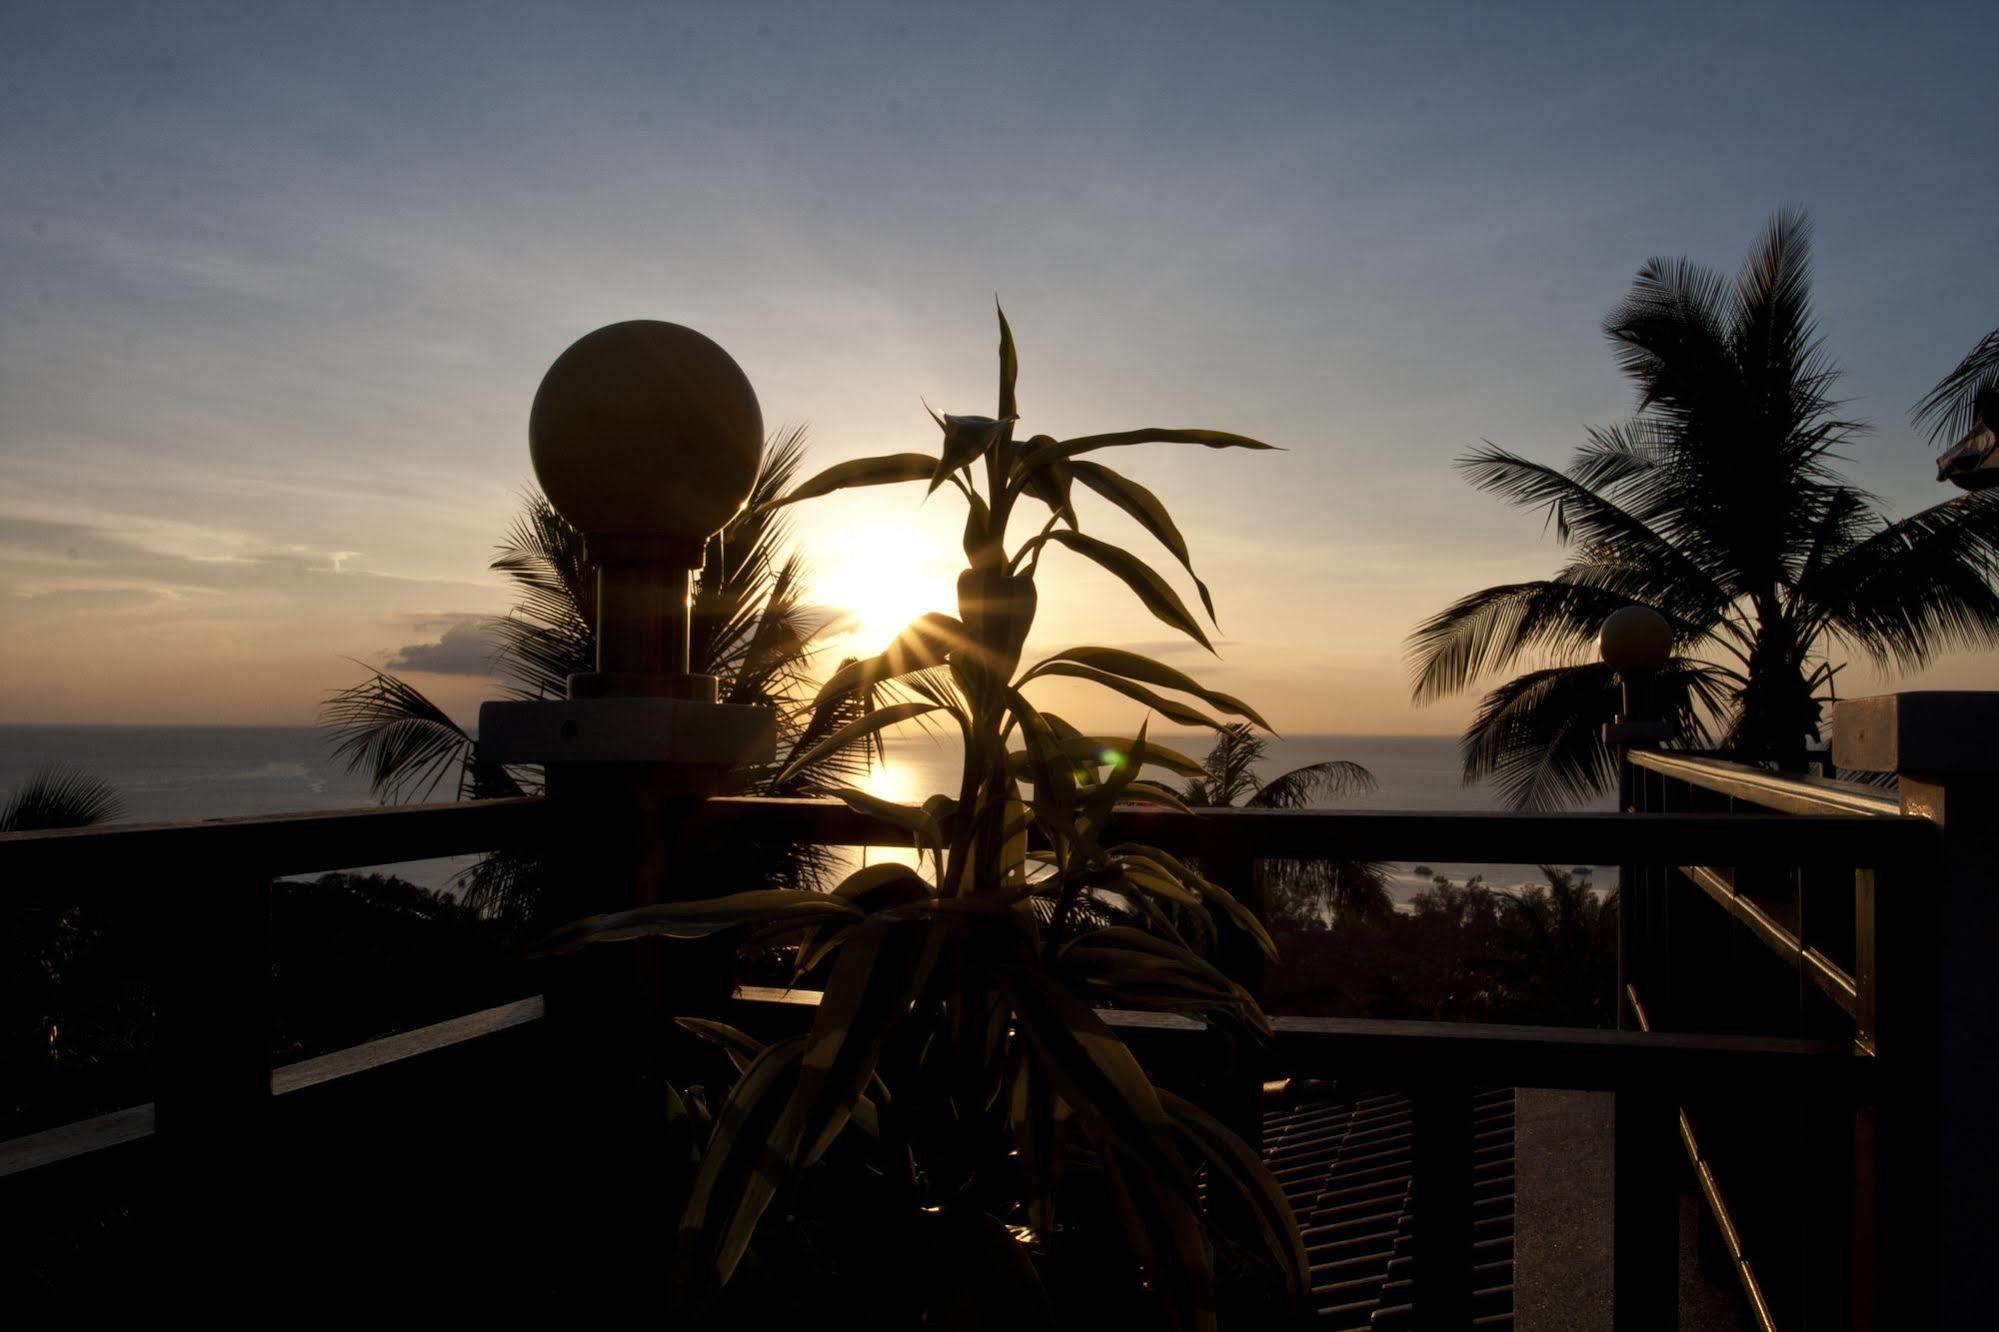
[1408,210,1999,808]
[1182,723,1394,925]
[322,427,878,924]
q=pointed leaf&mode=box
[1160,1088,1308,1298]
[997,301,1019,421]
[672,1037,807,1307]
[999,965,1189,1192]
[1020,645,1271,730]
[1014,429,1276,493]
[1024,662,1227,730]
[1068,459,1218,623]
[826,787,947,869]
[677,1017,766,1074]
[815,614,973,707]
[537,890,860,954]
[793,918,937,1166]
[1036,530,1212,650]
[761,452,939,511]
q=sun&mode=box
[809,523,955,658]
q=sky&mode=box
[2,0,1995,734]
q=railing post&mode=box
[1411,1077,1473,1331]
[151,869,273,1304]
[1834,692,1996,1330]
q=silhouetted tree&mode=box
[1182,723,1394,925]
[1410,210,1999,807]
[323,428,881,925]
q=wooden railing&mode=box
[0,768,1934,1326]
[1621,749,1941,1331]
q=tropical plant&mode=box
[3,768,135,1137]
[549,307,1306,1328]
[1181,723,1393,926]
[1407,209,1999,808]
[1914,324,1999,448]
[1,767,123,833]
[322,428,879,922]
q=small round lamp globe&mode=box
[528,320,763,541]
[1598,605,1673,675]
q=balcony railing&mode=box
[3,693,1984,1328]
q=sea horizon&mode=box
[0,724,1614,904]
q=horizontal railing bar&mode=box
[0,795,1930,904]
[0,995,548,1184]
[0,1103,155,1182]
[0,797,547,897]
[1628,751,1901,818]
[695,798,1932,865]
[732,987,1872,1097]
[272,995,546,1096]
[1678,865,1860,1019]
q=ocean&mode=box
[0,726,1614,903]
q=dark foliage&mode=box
[1265,868,1618,1028]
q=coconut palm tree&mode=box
[322,427,879,924]
[1408,210,1999,809]
[1182,723,1394,924]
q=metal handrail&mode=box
[1627,749,1900,818]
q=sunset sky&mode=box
[3,1,1995,733]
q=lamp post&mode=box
[477,319,777,1018]
[478,320,776,906]
[474,321,780,1294]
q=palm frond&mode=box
[320,668,481,803]
[0,766,124,832]
[1913,326,1999,445]
[1248,760,1376,809]
[1461,660,1721,810]
[1799,490,1999,668]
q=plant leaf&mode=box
[793,918,938,1167]
[1015,429,1276,489]
[826,787,948,869]
[1022,662,1226,731]
[997,301,1019,421]
[677,1017,766,1074]
[814,614,974,707]
[1092,1126,1215,1332]
[1034,530,1212,651]
[1159,1088,1308,1299]
[1018,645,1271,730]
[999,965,1188,1190]
[761,452,939,511]
[536,889,861,954]
[775,700,941,785]
[672,1036,807,1308]
[1067,459,1217,623]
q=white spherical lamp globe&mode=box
[1598,605,1672,675]
[528,320,763,542]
